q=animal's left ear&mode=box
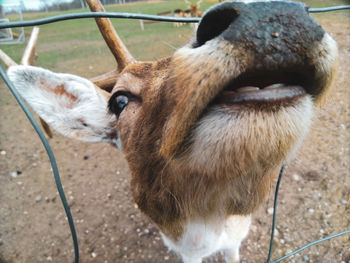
[7,65,118,144]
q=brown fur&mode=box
[112,45,334,240]
[11,0,338,249]
[40,82,78,109]
[87,3,337,242]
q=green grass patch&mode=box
[1,0,211,72]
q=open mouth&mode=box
[213,70,314,105]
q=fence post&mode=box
[139,19,144,31]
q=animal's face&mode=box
[109,1,337,180]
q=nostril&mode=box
[195,4,239,48]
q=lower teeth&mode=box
[236,86,260,92]
[264,83,284,90]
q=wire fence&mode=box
[0,5,350,29]
[0,4,349,263]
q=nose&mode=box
[195,1,325,52]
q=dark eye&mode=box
[116,95,129,110]
[109,92,130,115]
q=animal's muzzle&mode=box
[194,1,327,95]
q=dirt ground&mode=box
[0,13,349,263]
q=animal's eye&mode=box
[109,91,130,115]
[116,95,129,110]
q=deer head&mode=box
[7,0,338,262]
[184,0,203,17]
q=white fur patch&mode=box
[180,96,313,175]
[312,33,338,95]
[161,215,251,263]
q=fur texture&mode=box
[7,1,338,262]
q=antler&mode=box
[85,0,135,72]
[89,69,119,92]
[0,50,16,67]
[21,26,40,66]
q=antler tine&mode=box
[21,26,40,66]
[0,49,17,67]
[86,0,135,72]
[89,69,119,92]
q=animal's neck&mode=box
[129,158,280,240]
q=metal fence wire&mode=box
[0,4,349,263]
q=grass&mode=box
[0,0,215,76]
[0,0,348,76]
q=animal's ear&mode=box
[7,65,118,144]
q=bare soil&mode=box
[0,16,349,263]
